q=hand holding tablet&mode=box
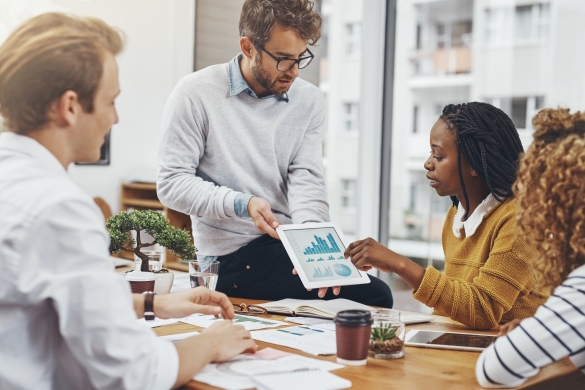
[276,223,371,290]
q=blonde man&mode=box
[0,13,255,390]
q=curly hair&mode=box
[239,0,322,47]
[441,102,524,218]
[515,108,585,290]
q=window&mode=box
[484,96,545,130]
[412,105,419,133]
[431,192,452,217]
[485,3,550,46]
[342,102,359,133]
[409,183,416,211]
[386,0,585,312]
[416,24,422,50]
[341,179,357,209]
[345,23,361,56]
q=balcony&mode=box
[409,46,473,89]
[411,46,472,76]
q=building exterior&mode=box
[322,0,585,268]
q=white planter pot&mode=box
[153,272,174,295]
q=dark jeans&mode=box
[216,234,393,308]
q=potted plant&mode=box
[369,322,405,359]
[107,210,196,293]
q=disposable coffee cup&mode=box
[333,309,373,366]
[126,271,156,294]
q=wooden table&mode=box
[153,298,585,390]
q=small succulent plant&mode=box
[371,323,398,342]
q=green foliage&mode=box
[371,324,397,342]
[106,210,196,260]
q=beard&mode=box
[251,52,294,95]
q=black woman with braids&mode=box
[345,102,548,330]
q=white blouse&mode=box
[0,132,178,390]
[452,193,500,238]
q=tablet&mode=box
[404,330,496,352]
[276,223,370,289]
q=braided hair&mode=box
[440,102,524,218]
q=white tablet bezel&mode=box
[276,222,370,289]
[404,330,496,352]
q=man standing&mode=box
[0,13,255,389]
[158,0,392,307]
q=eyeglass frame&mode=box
[232,302,268,316]
[256,45,314,72]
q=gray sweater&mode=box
[157,59,330,256]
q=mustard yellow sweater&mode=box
[413,198,548,330]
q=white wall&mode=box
[0,0,195,212]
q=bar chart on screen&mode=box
[302,233,341,255]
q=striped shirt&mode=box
[476,263,585,387]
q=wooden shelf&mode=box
[123,182,157,190]
[119,182,192,268]
[122,198,163,209]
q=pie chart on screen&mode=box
[333,263,352,277]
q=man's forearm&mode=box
[173,336,217,388]
[157,172,241,219]
[132,294,144,318]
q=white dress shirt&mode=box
[0,132,178,390]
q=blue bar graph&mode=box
[303,233,341,255]
[313,266,334,278]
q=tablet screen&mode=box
[281,227,362,282]
[408,331,496,349]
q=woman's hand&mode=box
[345,237,426,290]
[345,237,400,273]
[498,318,522,337]
[154,287,235,320]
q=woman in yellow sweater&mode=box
[345,102,548,330]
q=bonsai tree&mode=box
[107,210,196,272]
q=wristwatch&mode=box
[142,291,155,321]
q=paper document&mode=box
[252,368,351,390]
[251,325,337,355]
[180,313,288,331]
[158,331,199,342]
[136,317,181,328]
[285,317,333,326]
[401,314,433,325]
[194,352,344,390]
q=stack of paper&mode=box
[252,368,351,390]
[194,349,344,390]
[180,313,288,331]
[251,325,337,355]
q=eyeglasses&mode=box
[257,45,314,72]
[233,303,268,316]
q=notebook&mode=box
[257,298,375,319]
[260,299,434,324]
[251,368,351,390]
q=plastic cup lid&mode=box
[333,309,373,327]
[125,271,156,282]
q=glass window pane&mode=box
[320,0,366,239]
[388,0,585,312]
[515,5,533,41]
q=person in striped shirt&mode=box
[476,108,585,387]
